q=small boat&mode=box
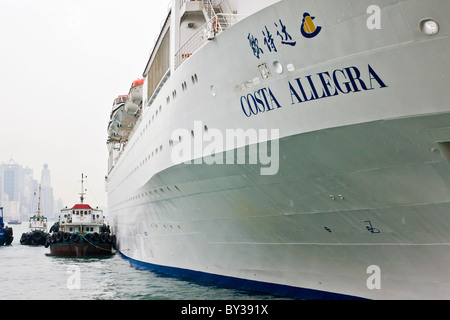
[46,174,115,257]
[8,219,22,225]
[21,184,49,246]
[0,207,14,246]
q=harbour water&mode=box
[0,224,284,300]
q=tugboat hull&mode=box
[50,242,112,257]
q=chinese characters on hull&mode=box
[248,12,321,59]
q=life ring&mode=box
[212,17,219,34]
[51,233,58,243]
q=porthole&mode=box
[419,18,439,36]
[273,60,283,74]
[287,63,295,72]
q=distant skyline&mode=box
[0,0,171,207]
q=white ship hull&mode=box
[107,0,450,299]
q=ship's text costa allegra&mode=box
[240,64,388,117]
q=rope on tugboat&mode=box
[79,232,116,253]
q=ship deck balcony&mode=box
[175,12,248,69]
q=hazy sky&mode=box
[0,0,171,208]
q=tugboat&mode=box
[20,185,49,246]
[46,174,115,257]
[0,207,14,246]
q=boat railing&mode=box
[174,13,247,69]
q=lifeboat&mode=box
[125,79,144,116]
[107,95,137,142]
[107,120,121,142]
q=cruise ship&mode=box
[106,0,450,299]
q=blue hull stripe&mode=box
[119,252,364,300]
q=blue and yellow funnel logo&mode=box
[301,12,322,38]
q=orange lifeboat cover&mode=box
[131,79,144,87]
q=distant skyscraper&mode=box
[0,159,36,220]
[2,159,20,202]
[41,163,51,187]
[40,164,55,219]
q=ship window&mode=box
[69,227,73,232]
[76,211,79,215]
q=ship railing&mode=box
[174,13,247,69]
